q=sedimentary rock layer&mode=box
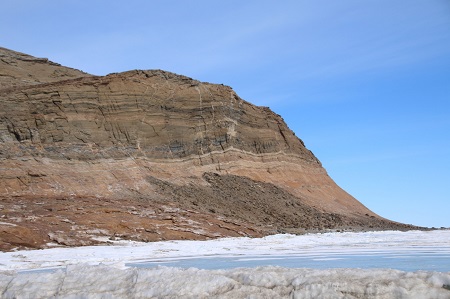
[0,48,419,250]
[0,47,89,90]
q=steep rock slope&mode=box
[0,48,418,250]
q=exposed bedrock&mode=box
[0,48,420,250]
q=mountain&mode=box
[0,47,419,251]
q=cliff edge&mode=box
[0,47,419,251]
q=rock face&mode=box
[0,47,419,251]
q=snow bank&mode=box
[1,265,450,299]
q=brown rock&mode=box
[0,47,422,251]
[0,47,90,90]
[0,224,46,250]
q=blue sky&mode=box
[2,0,450,228]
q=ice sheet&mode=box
[1,230,449,272]
[1,264,450,298]
[1,230,450,298]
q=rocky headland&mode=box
[0,47,421,251]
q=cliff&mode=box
[0,47,418,251]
